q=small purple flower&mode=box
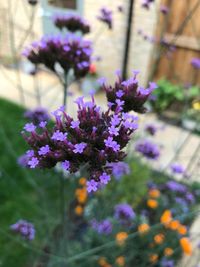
[166,181,187,193]
[51,130,67,141]
[73,142,87,153]
[24,123,36,132]
[104,137,120,152]
[108,125,119,136]
[39,121,47,128]
[10,220,35,241]
[87,179,98,193]
[17,154,29,167]
[170,163,185,174]
[90,219,112,235]
[28,157,39,168]
[145,124,157,136]
[61,160,70,171]
[97,7,113,29]
[161,259,174,267]
[26,150,34,157]
[99,172,111,185]
[71,120,80,129]
[24,107,50,125]
[191,58,200,69]
[116,90,124,98]
[135,140,160,160]
[114,203,135,223]
[38,145,50,156]
[109,162,130,180]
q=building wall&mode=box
[0,0,160,85]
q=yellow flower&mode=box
[74,205,83,216]
[178,225,187,235]
[154,233,165,244]
[79,177,87,186]
[116,232,128,246]
[160,210,172,225]
[164,247,173,256]
[116,256,125,266]
[180,237,192,255]
[147,199,158,209]
[149,254,158,263]
[148,189,160,198]
[138,223,150,234]
[192,100,200,110]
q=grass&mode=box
[0,98,68,266]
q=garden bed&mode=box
[1,98,200,267]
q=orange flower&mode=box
[160,210,172,225]
[138,223,150,234]
[98,257,112,267]
[169,220,180,230]
[116,256,125,266]
[75,205,83,216]
[79,177,87,186]
[180,237,192,255]
[178,225,187,235]
[75,188,87,204]
[164,247,173,256]
[147,199,158,209]
[149,189,160,198]
[149,254,158,263]
[154,233,165,244]
[116,232,128,246]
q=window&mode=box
[48,0,77,9]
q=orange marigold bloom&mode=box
[149,189,160,198]
[138,223,150,234]
[154,233,165,244]
[149,254,158,263]
[169,220,180,230]
[160,210,172,225]
[178,225,187,235]
[79,177,87,186]
[116,232,128,246]
[180,237,192,255]
[164,247,174,256]
[147,199,158,209]
[116,256,125,266]
[75,205,83,216]
[98,257,110,267]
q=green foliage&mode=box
[151,79,200,112]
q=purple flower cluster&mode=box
[191,58,200,69]
[22,73,154,192]
[141,0,154,9]
[170,163,185,174]
[10,220,35,241]
[145,123,157,136]
[114,203,135,223]
[90,219,112,235]
[102,71,157,113]
[135,140,160,160]
[97,8,113,29]
[109,161,130,180]
[165,181,187,193]
[24,107,50,125]
[22,34,92,78]
[53,14,90,34]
